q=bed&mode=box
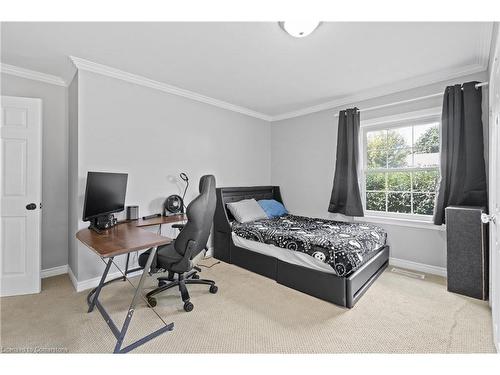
[213,186,389,308]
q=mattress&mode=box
[232,214,387,276]
[232,232,337,274]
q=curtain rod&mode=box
[475,81,489,88]
[334,81,489,117]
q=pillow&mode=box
[227,198,268,223]
[258,199,288,218]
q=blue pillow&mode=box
[258,199,288,218]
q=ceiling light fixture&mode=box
[279,21,321,38]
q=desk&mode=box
[76,214,185,353]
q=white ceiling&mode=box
[0,22,494,119]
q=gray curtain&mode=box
[328,108,364,217]
[433,81,487,225]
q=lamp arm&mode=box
[181,180,189,212]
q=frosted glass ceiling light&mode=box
[279,21,321,38]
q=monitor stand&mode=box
[88,214,116,234]
[88,222,104,234]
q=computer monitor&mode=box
[82,172,128,224]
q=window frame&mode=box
[359,107,442,223]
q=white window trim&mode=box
[355,213,445,231]
[360,107,442,128]
[358,107,445,230]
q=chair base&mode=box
[145,269,217,312]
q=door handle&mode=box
[26,203,37,210]
[481,213,496,224]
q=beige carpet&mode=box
[0,260,496,353]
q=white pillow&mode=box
[227,198,268,223]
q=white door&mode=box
[490,33,500,351]
[0,96,42,296]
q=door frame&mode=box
[488,25,500,352]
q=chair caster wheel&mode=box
[147,297,157,308]
[191,274,200,279]
[209,285,218,294]
[183,301,194,312]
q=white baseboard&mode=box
[41,264,69,279]
[68,266,78,291]
[72,269,143,293]
[389,257,447,278]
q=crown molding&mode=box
[270,63,487,122]
[0,63,67,87]
[69,56,272,122]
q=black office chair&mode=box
[139,175,217,312]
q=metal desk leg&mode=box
[123,253,130,281]
[86,247,174,353]
[113,246,173,353]
[88,257,114,313]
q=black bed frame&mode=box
[213,186,389,308]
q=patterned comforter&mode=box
[232,215,387,276]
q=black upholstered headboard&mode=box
[212,186,283,262]
[213,186,283,233]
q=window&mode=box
[361,114,440,219]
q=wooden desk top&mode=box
[135,214,186,227]
[76,215,186,258]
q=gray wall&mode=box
[1,73,69,270]
[271,71,489,269]
[71,70,271,281]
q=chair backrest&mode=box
[174,175,216,258]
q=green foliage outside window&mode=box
[414,126,439,154]
[366,192,385,211]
